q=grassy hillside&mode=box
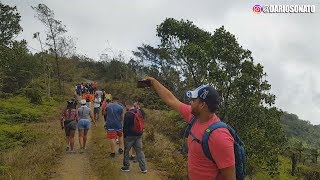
[281,112,320,148]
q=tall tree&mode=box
[32,4,66,92]
[0,3,22,46]
[135,18,287,177]
[33,32,51,97]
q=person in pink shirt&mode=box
[144,77,236,180]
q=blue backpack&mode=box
[180,116,246,180]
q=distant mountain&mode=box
[281,112,320,148]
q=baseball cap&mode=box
[80,99,86,105]
[186,85,220,109]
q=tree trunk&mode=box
[291,153,297,176]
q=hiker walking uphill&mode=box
[93,93,101,122]
[143,77,246,180]
[104,97,124,157]
[121,100,147,173]
[78,99,96,153]
[61,99,78,153]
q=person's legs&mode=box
[64,122,70,150]
[94,107,100,122]
[107,130,117,156]
[94,108,97,121]
[69,130,76,151]
[78,129,84,149]
[82,120,90,149]
[83,129,89,149]
[121,136,135,171]
[117,130,124,151]
[133,136,147,172]
[68,121,77,151]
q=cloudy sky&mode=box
[3,0,320,124]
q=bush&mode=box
[24,87,42,104]
[0,124,37,151]
[0,96,60,124]
[297,165,320,180]
[143,109,188,179]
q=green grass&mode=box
[0,96,60,124]
[0,94,65,178]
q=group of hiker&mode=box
[62,78,246,179]
[75,82,97,96]
[62,83,148,173]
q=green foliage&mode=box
[133,18,286,177]
[105,81,169,110]
[0,124,37,151]
[143,110,188,179]
[24,88,42,104]
[0,41,42,93]
[282,112,320,148]
[0,2,22,46]
[297,164,320,180]
[0,96,60,124]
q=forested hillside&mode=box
[1,2,320,179]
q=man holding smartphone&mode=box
[143,77,236,180]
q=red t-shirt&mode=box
[179,103,235,180]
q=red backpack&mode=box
[129,110,144,134]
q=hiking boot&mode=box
[110,153,116,158]
[120,166,130,172]
[141,169,147,174]
[118,148,123,154]
[65,145,70,151]
[80,148,84,154]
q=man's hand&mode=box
[143,76,181,112]
[61,126,64,130]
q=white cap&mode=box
[186,84,208,99]
[80,99,86,105]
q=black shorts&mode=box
[64,120,77,136]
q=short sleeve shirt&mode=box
[179,103,235,180]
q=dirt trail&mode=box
[51,91,164,180]
[96,118,163,180]
[52,131,98,180]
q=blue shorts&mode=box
[78,119,90,130]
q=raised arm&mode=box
[145,77,182,112]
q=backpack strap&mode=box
[184,116,197,137]
[202,121,228,163]
[180,116,197,154]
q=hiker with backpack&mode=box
[104,97,125,157]
[143,77,246,180]
[121,100,147,173]
[61,99,78,153]
[78,99,95,153]
[129,99,146,161]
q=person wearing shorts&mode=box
[104,97,124,157]
[61,100,78,153]
[78,99,95,153]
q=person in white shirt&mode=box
[93,93,101,122]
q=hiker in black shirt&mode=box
[121,100,147,173]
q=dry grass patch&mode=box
[87,123,122,179]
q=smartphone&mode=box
[137,80,151,88]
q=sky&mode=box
[3,0,320,124]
